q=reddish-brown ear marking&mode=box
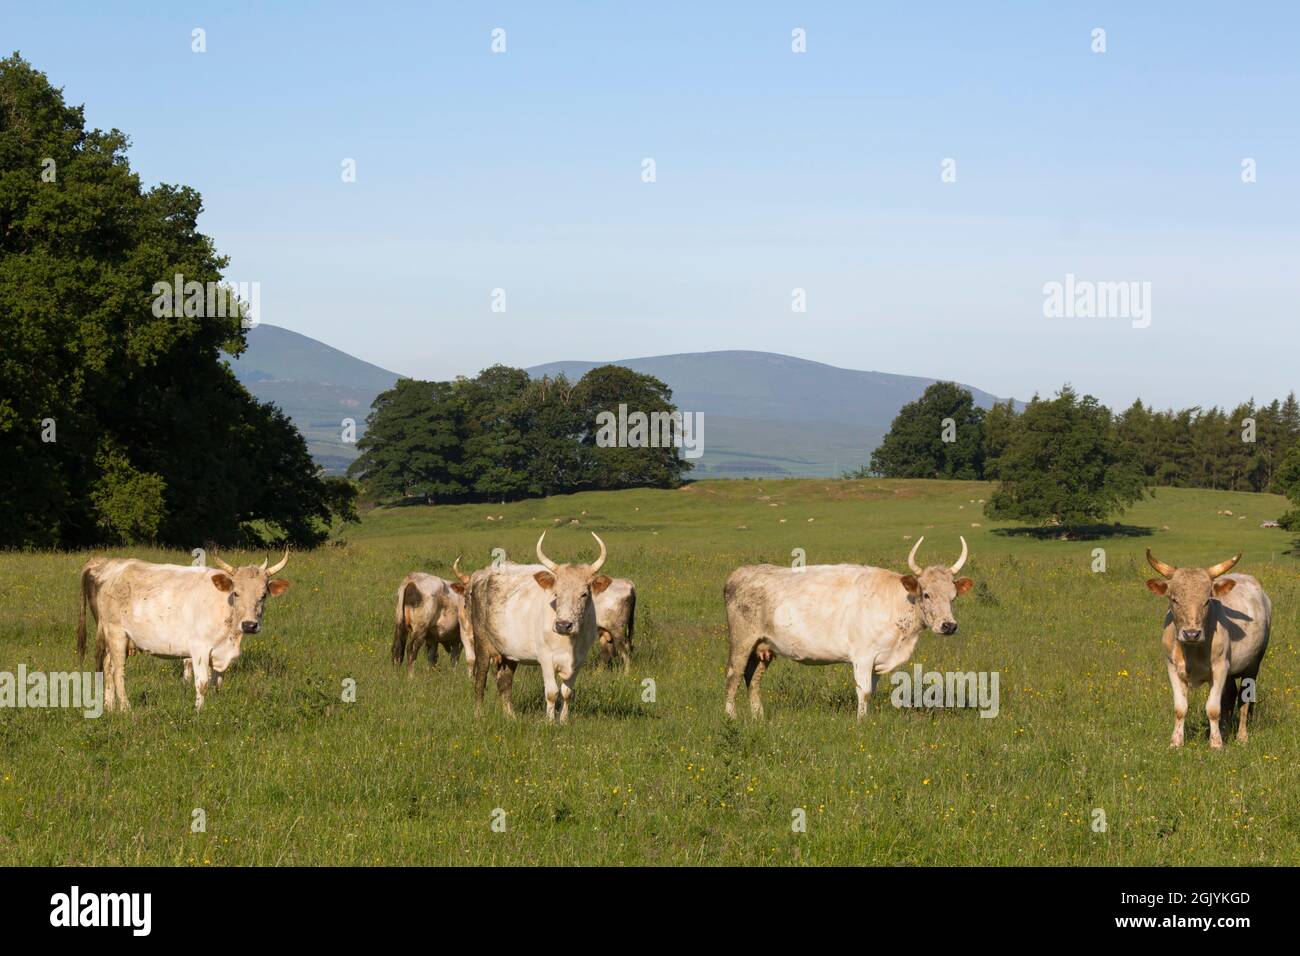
[1145,579,1168,596]
[450,582,466,595]
[268,577,291,596]
[900,574,920,595]
[954,577,974,595]
[1213,578,1237,597]
[533,570,556,590]
[591,574,613,594]
[211,573,234,593]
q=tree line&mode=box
[856,382,1300,529]
[0,54,349,550]
[347,364,692,502]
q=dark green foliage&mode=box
[868,382,985,479]
[0,54,332,548]
[985,387,1147,529]
[349,364,692,503]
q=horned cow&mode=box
[723,536,972,719]
[77,551,291,710]
[468,533,612,722]
[1144,550,1270,748]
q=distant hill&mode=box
[223,325,400,474]
[527,351,1016,477]
[228,329,1017,478]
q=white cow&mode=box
[594,578,637,672]
[78,551,291,710]
[391,571,473,676]
[468,533,611,722]
[723,537,972,718]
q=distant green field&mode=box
[1,479,1298,865]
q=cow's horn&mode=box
[536,532,559,572]
[266,548,289,576]
[213,555,236,574]
[1146,549,1176,578]
[589,532,607,573]
[1206,553,1241,578]
[907,536,924,574]
[950,536,968,574]
[452,555,470,584]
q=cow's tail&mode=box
[393,581,423,664]
[76,561,96,663]
[625,588,637,646]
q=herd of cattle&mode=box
[73,532,1271,747]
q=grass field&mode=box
[2,479,1298,865]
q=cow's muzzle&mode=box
[939,621,958,635]
[1178,629,1202,643]
[241,620,260,634]
[554,619,575,635]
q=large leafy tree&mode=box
[0,53,331,547]
[867,381,985,480]
[572,364,693,490]
[985,386,1146,530]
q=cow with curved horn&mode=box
[724,536,974,719]
[1144,549,1271,748]
[77,549,291,710]
[469,532,612,722]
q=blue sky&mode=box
[6,1,1299,409]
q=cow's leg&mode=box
[183,659,194,684]
[540,656,560,723]
[1166,661,1188,748]
[556,662,576,724]
[746,646,770,719]
[459,631,476,677]
[724,638,759,719]
[1220,677,1238,735]
[446,639,461,667]
[105,627,130,712]
[472,643,491,717]
[495,659,518,718]
[1206,659,1229,749]
[1236,671,1256,743]
[99,629,117,712]
[852,659,879,719]
[405,630,424,678]
[191,653,212,710]
[426,638,439,667]
[618,637,632,675]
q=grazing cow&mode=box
[77,551,291,710]
[391,572,473,676]
[469,533,612,722]
[723,536,972,719]
[594,578,637,673]
[1144,550,1270,749]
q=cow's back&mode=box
[91,559,226,655]
[725,564,909,663]
[468,563,550,661]
[1215,573,1271,676]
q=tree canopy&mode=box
[0,53,337,548]
[867,382,985,480]
[349,364,693,501]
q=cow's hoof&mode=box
[1209,738,1223,750]
[1169,736,1183,749]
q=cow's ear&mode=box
[211,573,234,593]
[591,574,613,594]
[268,577,291,597]
[899,574,920,595]
[533,571,555,590]
[954,577,974,595]
[450,582,466,595]
[1145,579,1168,596]
[1213,578,1237,597]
